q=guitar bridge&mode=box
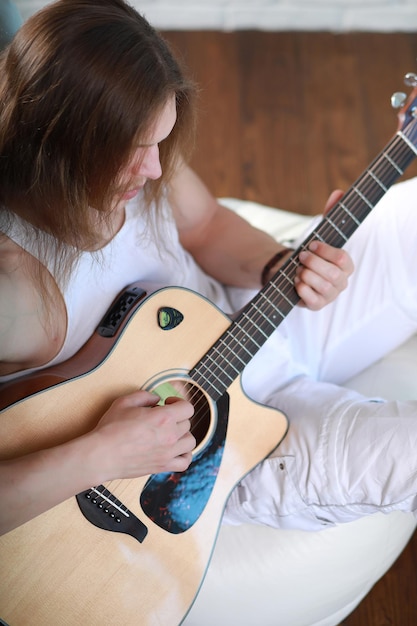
[76,486,148,543]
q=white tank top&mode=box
[0,193,244,382]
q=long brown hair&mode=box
[0,0,196,255]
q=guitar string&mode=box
[164,129,417,450]
[142,126,417,455]
[168,122,417,447]
[101,119,417,511]
[188,128,416,400]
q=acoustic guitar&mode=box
[0,82,416,626]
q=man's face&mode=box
[116,96,177,207]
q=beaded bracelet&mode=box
[261,246,292,286]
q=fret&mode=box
[248,301,275,327]
[226,334,253,359]
[193,325,266,396]
[243,305,276,335]
[200,377,224,398]
[352,185,375,209]
[225,319,254,345]
[257,290,286,324]
[194,360,227,393]
[211,338,250,377]
[310,230,325,243]
[286,255,302,270]
[266,282,295,309]
[314,213,352,246]
[371,160,402,190]
[384,151,404,174]
[372,136,416,185]
[193,355,234,395]
[216,338,248,366]
[206,345,240,378]
[213,348,241,379]
[325,215,349,242]
[271,258,298,279]
[189,107,417,399]
[368,169,388,192]
[231,319,264,349]
[398,130,417,155]
[339,202,361,225]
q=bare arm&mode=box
[169,163,353,310]
[169,163,284,289]
[0,240,196,535]
[0,391,195,535]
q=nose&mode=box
[131,144,162,181]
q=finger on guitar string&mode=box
[289,188,354,309]
[89,390,196,478]
[295,239,354,310]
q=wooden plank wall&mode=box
[165,31,417,215]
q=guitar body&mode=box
[0,287,288,626]
[1,78,416,626]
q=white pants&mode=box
[224,176,417,531]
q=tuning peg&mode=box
[391,92,407,108]
[404,72,417,87]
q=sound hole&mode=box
[151,379,215,451]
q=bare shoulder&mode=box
[0,236,66,377]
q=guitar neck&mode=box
[190,110,417,400]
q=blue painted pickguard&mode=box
[140,392,229,534]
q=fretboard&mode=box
[191,112,417,400]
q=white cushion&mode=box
[182,200,416,626]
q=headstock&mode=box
[391,71,417,133]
